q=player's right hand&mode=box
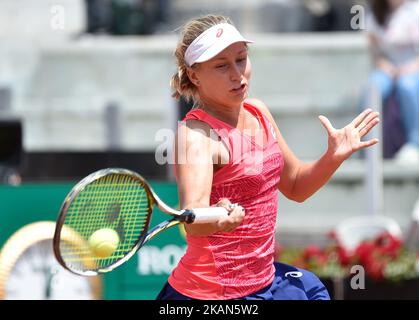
[214,198,245,233]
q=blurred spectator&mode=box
[0,119,22,185]
[155,0,170,29]
[301,0,362,32]
[85,0,114,34]
[111,0,150,35]
[303,0,337,32]
[364,0,419,163]
[259,0,357,33]
[0,166,22,186]
[85,0,169,35]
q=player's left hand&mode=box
[318,108,380,163]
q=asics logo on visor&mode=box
[216,28,223,38]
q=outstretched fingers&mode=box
[351,108,374,128]
[358,114,380,137]
[358,138,379,150]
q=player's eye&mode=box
[216,64,227,69]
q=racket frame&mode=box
[53,168,195,276]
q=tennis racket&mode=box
[53,168,233,276]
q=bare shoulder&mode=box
[178,119,211,134]
[176,119,212,145]
[245,97,270,113]
[245,97,276,122]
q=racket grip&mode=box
[191,207,229,223]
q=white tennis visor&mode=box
[184,23,253,67]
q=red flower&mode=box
[276,230,415,282]
[351,231,404,280]
[365,259,386,281]
[303,245,323,259]
[374,232,402,260]
[354,241,376,266]
[303,245,328,266]
[336,246,351,266]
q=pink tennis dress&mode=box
[168,102,284,299]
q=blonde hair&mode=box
[170,14,233,103]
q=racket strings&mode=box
[59,173,152,273]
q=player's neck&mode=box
[196,99,243,127]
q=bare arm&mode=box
[175,120,244,236]
[247,98,380,203]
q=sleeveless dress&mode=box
[168,102,284,299]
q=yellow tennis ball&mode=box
[88,228,120,258]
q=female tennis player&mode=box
[157,14,380,300]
